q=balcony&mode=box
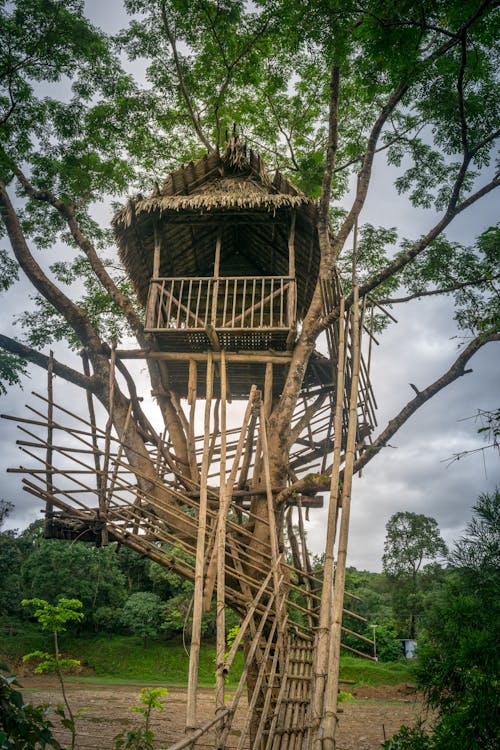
[145,276,296,352]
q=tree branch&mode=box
[276,331,500,502]
[0,181,102,351]
[352,332,500,475]
[336,173,500,314]
[0,333,93,391]
[378,275,500,305]
[14,168,145,337]
[333,121,426,175]
[319,64,340,227]
[159,1,212,151]
[457,31,469,156]
[328,82,409,267]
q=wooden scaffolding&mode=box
[3,141,381,749]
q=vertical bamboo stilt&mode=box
[309,297,346,748]
[203,385,258,609]
[100,342,117,546]
[259,399,283,621]
[186,351,213,731]
[215,350,227,725]
[297,497,314,629]
[187,359,199,481]
[44,351,54,535]
[322,287,361,750]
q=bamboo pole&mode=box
[203,385,257,607]
[116,349,293,363]
[153,220,161,278]
[187,359,199,481]
[309,297,346,747]
[215,350,227,725]
[288,210,296,327]
[45,350,54,534]
[186,351,213,730]
[322,286,361,750]
[211,229,222,326]
[259,399,283,619]
[218,574,280,748]
[236,618,279,750]
[99,342,117,546]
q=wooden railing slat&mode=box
[145,276,296,332]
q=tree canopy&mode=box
[0,0,497,418]
[386,491,500,749]
[0,0,498,658]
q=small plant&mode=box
[22,598,84,750]
[382,721,432,749]
[337,690,355,702]
[224,624,241,662]
[0,663,62,749]
[114,687,168,750]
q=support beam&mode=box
[186,351,213,730]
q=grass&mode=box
[339,655,416,686]
[1,622,415,688]
[1,626,244,687]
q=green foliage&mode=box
[0,502,24,615]
[21,598,85,750]
[383,721,432,750]
[0,350,28,396]
[0,663,61,750]
[374,624,402,663]
[337,690,355,703]
[383,513,448,579]
[21,598,84,635]
[386,492,500,749]
[341,568,401,661]
[114,687,167,750]
[0,0,497,358]
[20,540,127,628]
[121,592,163,643]
[415,492,499,749]
[225,625,240,655]
[383,512,447,638]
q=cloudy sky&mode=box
[0,1,498,571]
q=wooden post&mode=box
[187,359,199,481]
[259,397,284,626]
[310,298,346,747]
[81,351,102,501]
[153,220,161,278]
[252,363,273,489]
[322,287,361,750]
[99,342,117,546]
[45,350,54,534]
[186,351,213,730]
[287,210,297,327]
[215,350,227,723]
[203,385,257,608]
[211,228,222,327]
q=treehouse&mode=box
[4,139,380,749]
[112,140,328,398]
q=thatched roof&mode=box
[113,139,320,318]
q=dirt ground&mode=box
[16,676,428,749]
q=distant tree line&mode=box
[1,498,486,665]
[0,501,231,641]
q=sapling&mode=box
[114,687,168,750]
[22,597,84,750]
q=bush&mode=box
[385,492,500,750]
[0,664,61,749]
[121,593,163,642]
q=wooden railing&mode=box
[145,276,296,332]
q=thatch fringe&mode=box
[113,191,308,230]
